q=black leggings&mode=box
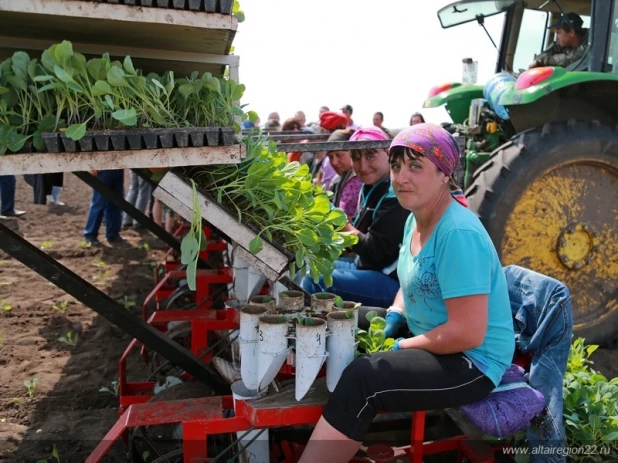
[323,349,495,441]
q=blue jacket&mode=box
[505,265,573,463]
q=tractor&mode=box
[425,0,618,345]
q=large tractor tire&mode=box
[466,121,618,346]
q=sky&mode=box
[233,0,506,129]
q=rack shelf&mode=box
[0,0,238,76]
[154,172,293,281]
[0,144,246,175]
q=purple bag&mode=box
[460,364,545,438]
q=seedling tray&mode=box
[89,0,234,13]
[42,127,235,153]
[153,171,294,281]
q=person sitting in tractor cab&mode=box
[529,12,589,69]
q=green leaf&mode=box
[383,338,395,350]
[370,317,387,333]
[334,295,344,308]
[123,56,136,75]
[6,75,27,92]
[235,10,245,22]
[323,273,333,288]
[295,248,305,268]
[297,229,318,247]
[178,83,193,100]
[111,108,137,126]
[365,311,378,323]
[248,110,258,123]
[86,58,108,81]
[53,65,73,83]
[32,75,53,82]
[65,121,88,141]
[249,236,263,255]
[107,67,128,87]
[92,80,112,96]
[104,94,115,111]
[186,261,197,291]
[52,444,59,459]
[180,233,199,265]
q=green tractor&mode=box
[425,0,618,345]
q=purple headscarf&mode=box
[389,123,460,176]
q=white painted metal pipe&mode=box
[239,306,269,390]
[279,290,305,312]
[231,381,270,463]
[295,318,328,401]
[310,292,337,313]
[257,315,290,391]
[326,311,357,392]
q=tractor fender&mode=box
[423,83,484,124]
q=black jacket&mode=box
[351,179,410,279]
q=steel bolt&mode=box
[559,239,567,247]
[567,227,575,234]
[582,224,589,231]
[592,231,599,237]
[573,262,582,270]
[560,255,569,263]
[585,258,592,265]
[593,245,600,252]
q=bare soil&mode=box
[0,174,616,463]
[0,174,164,462]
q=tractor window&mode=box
[609,0,618,73]
[513,9,550,73]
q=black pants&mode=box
[323,349,495,441]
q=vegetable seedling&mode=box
[52,300,70,313]
[99,380,119,396]
[24,377,39,398]
[124,296,136,309]
[355,311,395,353]
[41,240,55,249]
[1,299,12,313]
[58,331,78,346]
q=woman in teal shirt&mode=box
[298,123,515,463]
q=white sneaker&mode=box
[46,195,66,206]
[212,356,242,384]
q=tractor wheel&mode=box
[128,381,232,463]
[466,121,618,345]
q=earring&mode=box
[443,178,448,184]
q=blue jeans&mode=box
[0,175,16,215]
[301,258,400,308]
[122,170,153,227]
[504,265,573,463]
[83,170,124,240]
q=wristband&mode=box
[393,337,405,351]
[386,305,404,316]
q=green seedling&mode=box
[142,242,150,250]
[91,260,106,268]
[24,377,39,398]
[0,281,12,286]
[0,332,4,347]
[79,241,92,248]
[1,299,12,313]
[10,397,20,404]
[344,310,355,320]
[58,331,78,346]
[355,311,395,354]
[296,315,314,327]
[334,295,344,308]
[99,380,119,396]
[124,296,136,309]
[142,451,150,462]
[0,260,7,266]
[52,300,70,313]
[36,443,60,463]
[41,240,55,249]
[180,179,206,291]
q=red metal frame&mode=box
[88,391,507,463]
[118,308,239,412]
[142,268,233,318]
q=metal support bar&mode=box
[277,139,392,153]
[131,168,157,187]
[0,222,227,392]
[73,171,180,251]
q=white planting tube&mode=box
[295,318,328,401]
[257,315,291,391]
[239,306,269,390]
[326,311,357,392]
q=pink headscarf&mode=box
[350,126,389,142]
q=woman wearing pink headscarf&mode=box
[298,124,513,463]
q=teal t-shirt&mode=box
[397,201,515,386]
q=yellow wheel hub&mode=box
[500,161,618,330]
[556,223,598,270]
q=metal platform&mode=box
[0,144,246,175]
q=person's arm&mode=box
[384,289,406,338]
[398,294,488,353]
